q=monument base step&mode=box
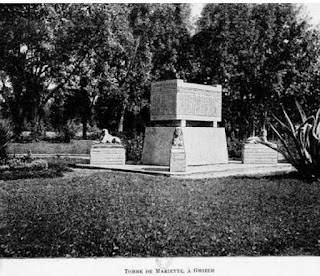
[76,161,294,179]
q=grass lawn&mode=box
[1,171,320,257]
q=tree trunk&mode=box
[30,98,44,141]
[118,105,126,133]
[30,115,41,141]
[12,107,24,138]
[9,84,24,138]
[82,117,87,140]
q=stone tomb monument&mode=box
[142,79,229,171]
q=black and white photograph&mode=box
[0,2,320,275]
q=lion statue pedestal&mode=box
[90,129,125,166]
[242,129,279,164]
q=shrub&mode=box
[125,133,144,162]
[6,158,48,171]
[227,137,243,159]
[259,100,320,180]
[85,125,102,140]
[0,119,12,160]
[0,158,72,180]
[6,158,23,169]
[58,120,80,143]
[28,159,49,170]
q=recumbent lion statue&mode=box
[100,129,121,144]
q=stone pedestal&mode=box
[242,143,278,164]
[142,127,228,166]
[170,148,187,172]
[90,144,125,166]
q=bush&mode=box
[227,137,243,159]
[0,119,12,160]
[6,158,23,169]
[57,120,80,143]
[28,159,49,170]
[7,158,48,171]
[0,157,72,180]
[85,125,102,140]
[259,100,320,180]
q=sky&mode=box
[191,3,320,26]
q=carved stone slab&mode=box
[150,79,222,122]
[90,144,125,166]
[242,144,278,164]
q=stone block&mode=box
[170,147,186,172]
[150,79,222,122]
[142,127,175,166]
[242,143,278,164]
[142,127,229,166]
[90,144,125,166]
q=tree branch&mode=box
[41,53,88,106]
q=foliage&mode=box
[6,158,48,170]
[0,120,12,159]
[49,4,122,137]
[143,4,192,81]
[124,133,144,162]
[0,4,151,137]
[84,125,102,140]
[1,3,320,140]
[190,3,320,138]
[50,4,153,134]
[59,120,79,143]
[259,100,320,180]
[227,137,243,159]
[28,159,49,170]
[0,4,193,137]
[1,171,320,257]
[0,157,71,180]
[100,5,152,132]
[0,5,59,136]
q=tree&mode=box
[149,4,192,81]
[92,4,152,133]
[190,3,320,138]
[0,4,53,136]
[129,4,192,81]
[0,4,100,137]
[0,4,122,138]
[0,4,194,137]
[48,4,117,138]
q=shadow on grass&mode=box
[231,171,315,182]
